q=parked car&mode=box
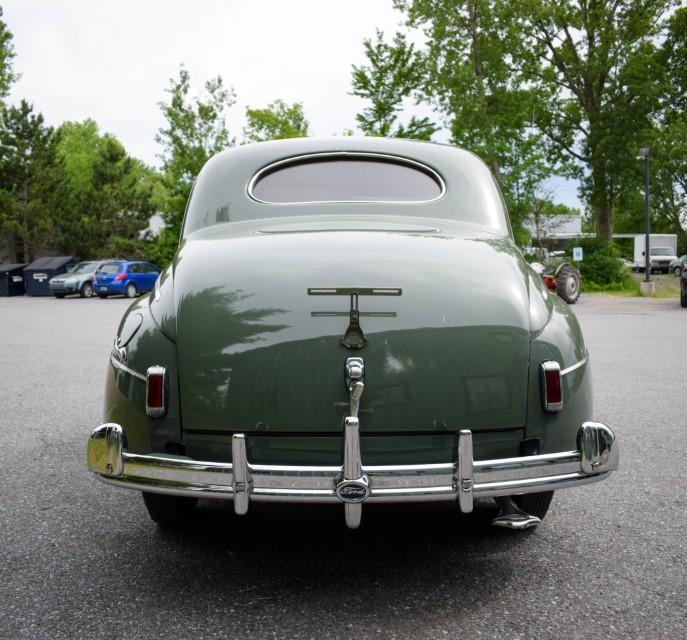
[87,138,618,532]
[94,261,161,298]
[669,255,687,276]
[48,259,122,298]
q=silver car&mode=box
[49,259,122,298]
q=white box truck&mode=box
[633,234,677,273]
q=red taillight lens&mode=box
[115,273,126,281]
[146,366,166,418]
[540,361,563,412]
[542,274,556,291]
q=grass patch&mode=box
[631,272,681,298]
[581,270,641,295]
[583,272,682,297]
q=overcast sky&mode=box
[4,0,581,209]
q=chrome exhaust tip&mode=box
[491,496,541,530]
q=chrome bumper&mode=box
[87,422,618,528]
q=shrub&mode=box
[569,238,636,291]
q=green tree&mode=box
[56,120,157,259]
[0,6,17,99]
[243,99,309,143]
[362,5,553,235]
[154,65,235,263]
[351,30,437,140]
[514,0,673,238]
[649,7,687,251]
[0,100,62,262]
[389,1,674,239]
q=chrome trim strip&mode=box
[247,151,446,205]
[110,353,146,382]
[561,354,589,377]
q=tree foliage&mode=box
[0,100,62,262]
[351,30,437,140]
[243,99,309,143]
[154,65,235,262]
[55,120,157,259]
[365,3,553,233]
[649,7,687,251]
[517,0,675,238]
[0,7,16,99]
[385,1,678,240]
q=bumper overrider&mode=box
[87,420,618,529]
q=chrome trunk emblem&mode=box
[335,477,370,503]
[308,287,402,349]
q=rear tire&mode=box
[142,492,198,526]
[513,491,554,520]
[80,281,94,298]
[674,266,682,276]
[125,283,137,298]
[555,264,580,304]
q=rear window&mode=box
[250,156,443,204]
[98,263,123,274]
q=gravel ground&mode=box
[0,293,685,640]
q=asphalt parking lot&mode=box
[1,293,685,640]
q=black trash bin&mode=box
[0,263,27,296]
[23,256,75,296]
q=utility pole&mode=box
[637,148,654,295]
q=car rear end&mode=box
[85,138,619,530]
[94,262,126,296]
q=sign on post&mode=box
[572,247,583,261]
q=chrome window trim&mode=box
[561,354,589,377]
[110,353,146,382]
[247,151,446,205]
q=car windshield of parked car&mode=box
[71,261,97,274]
[651,248,673,256]
[251,158,442,203]
[98,263,123,274]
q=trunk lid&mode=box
[174,220,532,434]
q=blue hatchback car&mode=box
[94,261,161,298]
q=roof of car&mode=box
[183,137,508,237]
[201,136,477,184]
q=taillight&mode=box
[115,273,126,281]
[540,361,563,412]
[146,366,167,418]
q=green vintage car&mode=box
[87,137,618,530]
